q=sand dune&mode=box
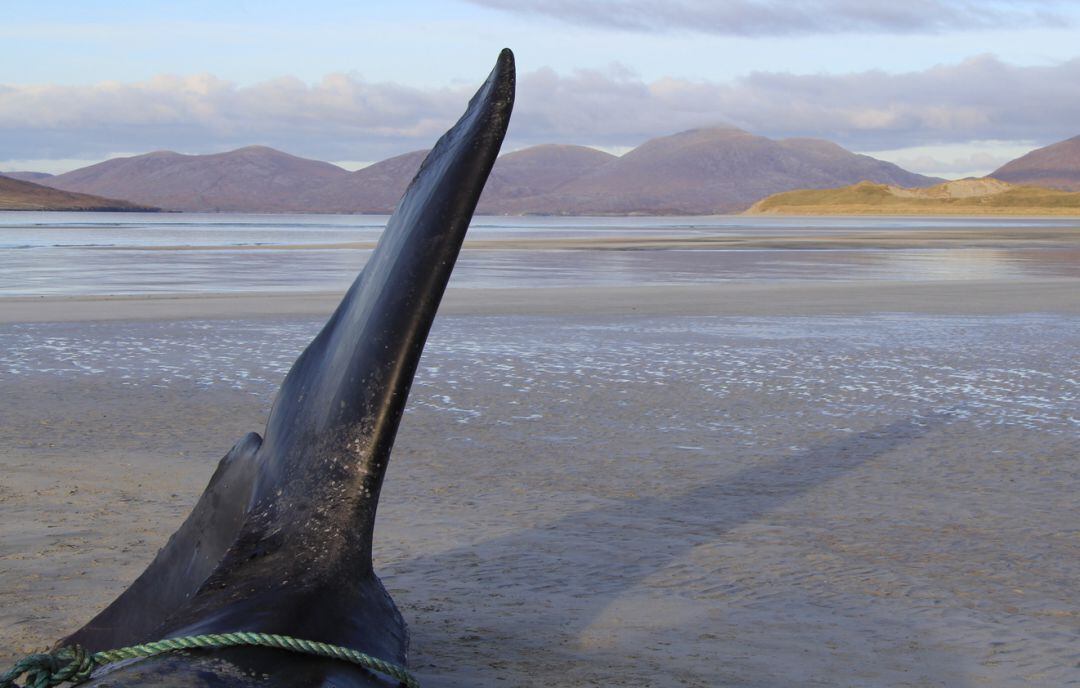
[747,179,1080,215]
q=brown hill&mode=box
[0,175,156,211]
[313,150,428,213]
[44,146,349,212]
[313,144,617,214]
[746,178,1080,215]
[518,128,940,215]
[477,144,617,212]
[991,135,1080,191]
[1,171,55,183]
[38,130,937,215]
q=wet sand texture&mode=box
[1,309,1077,687]
[0,278,1078,325]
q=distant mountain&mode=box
[312,144,617,214]
[313,150,428,213]
[510,128,940,215]
[1,171,55,183]
[44,146,349,212]
[746,178,1080,215]
[991,135,1080,191]
[0,175,156,211]
[38,130,938,214]
[477,144,617,213]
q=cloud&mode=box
[466,0,1068,36]
[895,152,1009,175]
[2,55,1080,168]
[855,141,1045,178]
[0,73,470,163]
[512,55,1080,151]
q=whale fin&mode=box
[64,48,515,680]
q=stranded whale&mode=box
[55,49,515,686]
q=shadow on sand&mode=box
[386,412,969,687]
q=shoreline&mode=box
[1,278,1078,323]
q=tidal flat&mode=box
[0,214,1078,686]
[1,307,1077,686]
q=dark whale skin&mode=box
[61,49,515,687]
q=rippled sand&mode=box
[1,303,1077,686]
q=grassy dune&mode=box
[746,179,1080,216]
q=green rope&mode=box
[1,632,419,688]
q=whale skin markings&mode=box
[54,49,515,687]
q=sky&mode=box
[2,0,1080,177]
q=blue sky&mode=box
[3,0,1080,176]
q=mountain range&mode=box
[36,146,347,213]
[2,127,942,214]
[990,135,1080,191]
[7,130,1080,215]
[484,129,935,214]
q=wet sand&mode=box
[0,278,1078,324]
[1,285,1078,686]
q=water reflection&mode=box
[0,213,1077,296]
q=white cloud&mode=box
[2,55,1079,170]
[329,160,378,172]
[467,0,1069,36]
[511,55,1080,151]
[859,141,1041,179]
[0,73,469,163]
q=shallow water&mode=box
[2,212,1078,295]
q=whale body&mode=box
[60,49,515,687]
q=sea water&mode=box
[1,212,1077,295]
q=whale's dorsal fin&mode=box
[64,50,515,673]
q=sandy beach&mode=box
[1,278,1078,324]
[1,270,1078,687]
[8,1,1080,683]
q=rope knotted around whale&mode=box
[0,632,420,688]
